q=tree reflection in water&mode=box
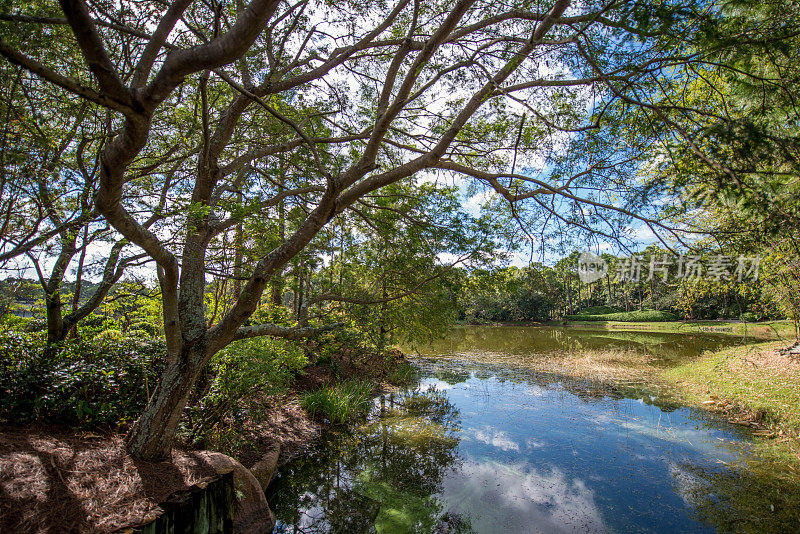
[269,356,800,533]
[268,386,474,533]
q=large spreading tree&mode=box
[1,0,795,459]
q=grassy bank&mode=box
[663,341,800,469]
[301,379,375,424]
[564,309,679,322]
[561,319,795,340]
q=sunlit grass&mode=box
[563,319,795,340]
[661,342,800,484]
[301,379,374,424]
[565,310,680,322]
[666,342,800,431]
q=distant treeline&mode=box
[453,249,783,324]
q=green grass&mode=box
[301,379,375,424]
[664,341,800,468]
[560,319,794,339]
[664,342,800,434]
[577,305,624,315]
[565,309,680,322]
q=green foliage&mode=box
[0,313,30,330]
[739,312,762,323]
[307,180,497,346]
[301,379,375,424]
[565,310,680,322]
[92,328,125,344]
[0,331,165,428]
[184,336,307,451]
[578,305,622,315]
[458,265,558,323]
[455,246,781,324]
[311,323,419,385]
[385,361,420,387]
[211,336,308,399]
[760,244,800,336]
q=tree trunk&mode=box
[638,282,643,310]
[271,184,286,306]
[565,276,573,315]
[70,225,89,339]
[125,343,208,460]
[232,198,243,299]
[295,261,305,319]
[271,276,283,306]
[45,292,65,345]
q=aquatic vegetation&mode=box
[385,361,419,386]
[369,415,458,446]
[271,386,464,533]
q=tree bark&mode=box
[45,292,65,345]
[124,342,209,460]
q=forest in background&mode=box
[0,242,793,345]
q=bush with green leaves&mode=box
[184,336,308,450]
[0,331,165,428]
[739,312,762,322]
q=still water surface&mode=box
[268,326,800,533]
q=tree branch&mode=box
[231,321,341,341]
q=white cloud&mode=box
[525,438,545,449]
[625,224,656,241]
[473,426,521,452]
[421,379,453,391]
[441,460,606,533]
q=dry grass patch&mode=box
[540,349,661,382]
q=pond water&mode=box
[267,327,800,533]
[408,325,746,364]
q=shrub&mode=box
[183,336,307,451]
[128,320,161,337]
[301,379,374,424]
[0,331,165,429]
[93,329,125,345]
[0,314,30,330]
